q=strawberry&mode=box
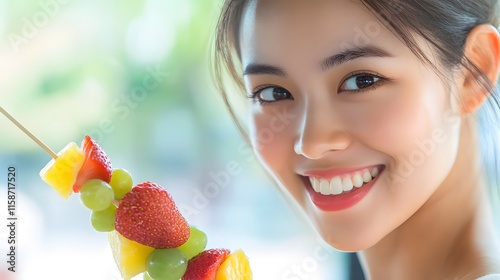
[115,181,190,248]
[182,249,230,280]
[73,135,112,192]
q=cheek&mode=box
[248,108,298,176]
[354,80,460,199]
[349,81,457,160]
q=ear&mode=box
[459,24,500,114]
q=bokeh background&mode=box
[0,1,348,279]
[1,1,499,280]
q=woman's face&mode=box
[240,0,463,251]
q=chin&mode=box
[322,233,379,252]
[313,213,384,252]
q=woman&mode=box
[213,0,500,279]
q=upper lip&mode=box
[299,164,384,179]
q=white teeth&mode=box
[308,166,382,195]
[320,179,330,195]
[312,177,320,192]
[352,173,363,188]
[362,171,372,183]
[342,177,354,192]
[330,177,343,195]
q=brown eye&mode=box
[340,74,382,92]
[257,87,293,102]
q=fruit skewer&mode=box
[0,105,57,159]
[0,105,252,280]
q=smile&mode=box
[302,165,385,211]
[309,166,380,195]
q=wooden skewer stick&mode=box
[0,105,57,159]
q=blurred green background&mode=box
[0,0,347,279]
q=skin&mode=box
[238,0,500,279]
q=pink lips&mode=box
[302,165,384,212]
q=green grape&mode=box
[80,179,115,211]
[90,204,117,232]
[177,226,207,259]
[146,248,187,280]
[109,168,133,200]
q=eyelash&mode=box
[248,85,292,105]
[248,71,390,105]
[339,71,389,94]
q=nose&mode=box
[294,105,352,159]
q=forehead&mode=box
[239,0,405,70]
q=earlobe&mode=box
[459,24,500,114]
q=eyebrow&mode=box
[242,45,392,76]
[321,45,392,71]
[242,63,287,76]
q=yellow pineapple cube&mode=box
[39,142,85,199]
[108,230,155,280]
[216,249,253,280]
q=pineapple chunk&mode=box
[39,142,85,199]
[216,249,253,280]
[108,230,155,280]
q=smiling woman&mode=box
[213,0,500,280]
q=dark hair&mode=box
[212,0,500,195]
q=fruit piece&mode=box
[182,249,230,280]
[115,181,190,248]
[177,226,208,259]
[108,230,155,280]
[146,248,187,280]
[215,249,252,280]
[80,179,115,211]
[40,142,86,199]
[73,135,112,192]
[109,168,133,200]
[91,204,117,232]
[143,273,154,280]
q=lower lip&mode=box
[304,171,382,212]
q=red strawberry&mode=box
[73,135,112,192]
[115,181,190,248]
[182,249,230,280]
